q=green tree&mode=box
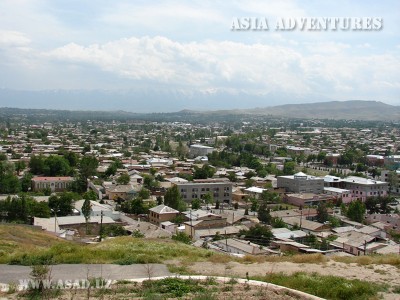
[202,192,213,209]
[79,155,99,180]
[116,173,130,185]
[20,172,33,192]
[316,203,329,223]
[83,190,97,201]
[193,164,215,179]
[164,185,186,211]
[283,161,296,175]
[346,200,366,223]
[191,198,201,210]
[81,198,92,234]
[14,161,26,175]
[29,155,45,174]
[239,224,273,246]
[48,192,77,216]
[258,203,271,224]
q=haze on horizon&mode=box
[0,0,399,112]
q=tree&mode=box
[81,198,92,234]
[48,192,77,216]
[346,200,366,223]
[164,185,186,211]
[20,172,33,192]
[239,224,273,246]
[42,155,71,176]
[283,161,296,175]
[387,171,399,194]
[261,191,280,203]
[116,173,130,185]
[79,155,98,180]
[202,192,213,209]
[193,164,215,179]
[29,155,45,174]
[14,161,26,175]
[83,190,97,201]
[191,198,201,210]
[258,203,271,224]
[137,188,150,199]
[316,203,329,223]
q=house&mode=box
[107,184,137,201]
[271,227,308,242]
[34,215,116,236]
[243,186,268,199]
[330,230,377,256]
[148,205,180,226]
[213,238,277,256]
[31,176,73,192]
[74,200,121,221]
[284,193,334,207]
[281,216,331,234]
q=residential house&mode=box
[148,204,180,226]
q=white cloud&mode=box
[0,30,31,47]
[45,36,400,101]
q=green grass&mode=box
[0,225,215,265]
[253,272,387,300]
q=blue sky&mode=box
[0,0,399,108]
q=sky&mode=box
[0,0,399,111]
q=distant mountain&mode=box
[182,100,400,121]
[0,88,332,113]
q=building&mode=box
[189,144,214,158]
[31,176,73,192]
[324,187,352,203]
[285,193,334,207]
[176,181,233,204]
[148,204,180,225]
[381,170,400,194]
[324,175,389,202]
[277,172,324,194]
[107,184,137,201]
[384,155,400,170]
[340,176,388,201]
[366,155,384,167]
[214,238,277,256]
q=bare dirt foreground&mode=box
[186,260,400,300]
[189,260,400,286]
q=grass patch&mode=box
[141,277,204,298]
[254,271,386,300]
[0,225,217,265]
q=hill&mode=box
[1,100,399,122]
[185,100,400,121]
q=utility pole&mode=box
[99,211,103,242]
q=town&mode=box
[0,112,399,258]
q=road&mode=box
[0,264,171,284]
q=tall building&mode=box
[176,180,232,204]
[277,172,324,194]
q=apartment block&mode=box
[277,172,324,194]
[176,181,232,204]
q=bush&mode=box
[172,232,191,244]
